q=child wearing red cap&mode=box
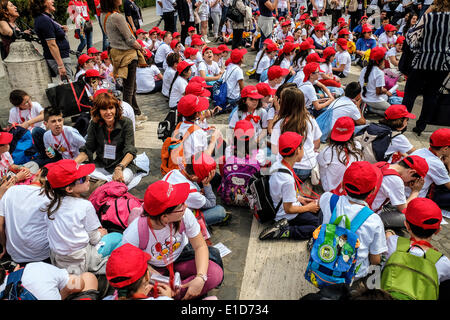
[407,128,450,208]
[162,152,229,226]
[221,49,246,110]
[75,54,95,81]
[384,36,405,80]
[121,180,224,300]
[259,131,321,240]
[273,42,298,75]
[185,26,196,47]
[42,160,109,274]
[311,23,330,54]
[136,50,163,94]
[317,116,364,192]
[264,65,290,91]
[377,24,397,50]
[168,60,193,108]
[100,51,115,85]
[162,53,181,98]
[198,47,223,86]
[383,198,450,299]
[254,43,278,81]
[320,161,387,283]
[333,38,352,78]
[276,21,293,44]
[154,31,173,68]
[355,25,377,64]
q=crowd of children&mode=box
[0,1,449,301]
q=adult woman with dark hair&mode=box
[75,90,141,185]
[270,87,322,181]
[100,0,148,122]
[121,180,224,300]
[401,0,449,135]
[0,0,26,59]
[30,0,73,80]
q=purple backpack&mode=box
[218,154,261,207]
[89,181,144,231]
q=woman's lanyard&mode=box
[281,159,320,199]
[52,129,74,158]
[146,218,176,294]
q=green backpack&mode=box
[381,237,442,300]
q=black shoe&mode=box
[412,126,423,136]
[259,218,289,240]
[115,77,124,92]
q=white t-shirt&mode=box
[335,50,352,76]
[229,108,268,139]
[317,142,363,192]
[378,33,397,47]
[319,62,333,79]
[185,58,198,78]
[169,76,188,108]
[298,81,318,109]
[384,133,413,161]
[385,235,450,283]
[46,197,101,255]
[43,126,85,160]
[0,185,50,263]
[314,0,325,9]
[292,70,305,87]
[178,121,208,160]
[122,208,201,267]
[269,160,303,221]
[359,66,388,103]
[155,42,171,64]
[162,67,176,97]
[8,102,45,130]
[136,65,162,93]
[223,64,244,100]
[0,151,13,178]
[256,55,271,74]
[329,96,362,128]
[198,60,220,76]
[162,169,206,209]
[121,101,136,132]
[280,58,291,70]
[371,174,406,213]
[253,50,263,70]
[75,69,86,81]
[320,192,387,279]
[0,262,69,300]
[271,116,322,170]
[405,148,450,198]
[209,0,222,12]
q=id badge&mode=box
[104,144,116,160]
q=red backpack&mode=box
[89,181,144,232]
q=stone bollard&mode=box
[3,39,51,108]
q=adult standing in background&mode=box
[0,0,27,59]
[162,0,177,32]
[94,0,109,51]
[210,0,222,42]
[124,0,143,34]
[402,0,450,135]
[31,0,73,80]
[218,0,230,37]
[73,0,93,55]
[258,0,278,49]
[177,0,196,44]
[231,0,246,49]
[100,0,148,122]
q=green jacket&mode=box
[80,117,142,174]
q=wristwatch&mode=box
[115,164,125,170]
[196,273,208,282]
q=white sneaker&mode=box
[203,36,211,43]
[135,114,148,122]
[135,123,145,131]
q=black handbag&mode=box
[428,74,450,126]
[83,20,93,33]
[227,0,244,23]
[398,39,414,76]
[45,79,93,117]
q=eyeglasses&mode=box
[76,176,88,184]
[171,203,186,215]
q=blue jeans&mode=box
[75,29,93,54]
[97,15,110,51]
[287,209,323,240]
[294,168,312,182]
[203,205,227,226]
[31,127,61,167]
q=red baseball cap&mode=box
[241,85,264,99]
[403,198,442,230]
[191,152,216,181]
[337,38,349,49]
[396,36,405,44]
[267,65,290,81]
[184,47,199,59]
[337,17,346,24]
[84,68,105,78]
[202,46,213,55]
[303,62,324,82]
[403,155,429,178]
[285,35,295,43]
[384,104,416,120]
[100,50,109,60]
[191,38,205,46]
[339,22,349,28]
[176,60,194,74]
[304,19,313,26]
[362,24,373,33]
[370,47,386,61]
[430,128,450,147]
[170,39,180,49]
[360,15,368,21]
[149,27,158,34]
[218,44,231,52]
[299,13,307,20]
[234,120,255,141]
[212,47,222,55]
[135,28,147,35]
[185,82,211,97]
[230,48,247,64]
[266,42,278,53]
[278,131,303,156]
[190,76,212,88]
[306,52,325,63]
[384,24,397,32]
[314,24,326,31]
[143,180,190,216]
[106,243,151,288]
[45,159,95,189]
[87,47,101,55]
[338,28,351,36]
[192,34,202,39]
[0,132,12,145]
[282,42,299,54]
[256,82,276,97]
[173,32,181,38]
[300,5,306,9]
[78,54,94,65]
[93,88,111,99]
[330,116,355,142]
[300,40,315,51]
[282,21,291,27]
[177,94,209,117]
[323,47,336,59]
[144,48,152,59]
[343,161,379,194]
[188,26,196,32]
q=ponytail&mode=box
[273,52,285,66]
[362,60,377,98]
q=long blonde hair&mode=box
[432,0,450,12]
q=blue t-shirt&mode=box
[258,0,273,17]
[353,24,362,34]
[356,38,377,52]
[34,13,70,60]
[374,26,385,37]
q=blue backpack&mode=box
[9,126,39,165]
[315,98,350,143]
[212,66,239,108]
[304,194,373,288]
[0,268,38,300]
[260,68,269,82]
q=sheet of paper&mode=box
[213,242,232,258]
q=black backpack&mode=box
[227,0,245,23]
[157,109,180,141]
[246,168,292,224]
[354,123,402,164]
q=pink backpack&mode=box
[89,181,144,231]
[137,214,186,250]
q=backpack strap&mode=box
[349,206,374,233]
[329,194,340,223]
[397,236,443,264]
[138,216,149,251]
[273,168,292,213]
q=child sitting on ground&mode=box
[136,49,163,94]
[8,90,45,131]
[0,131,36,181]
[75,54,95,81]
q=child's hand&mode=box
[298,196,315,205]
[98,227,108,237]
[304,201,320,213]
[19,121,30,129]
[46,150,55,159]
[410,177,425,192]
[157,283,174,297]
[202,170,216,186]
[0,176,16,198]
[16,168,31,181]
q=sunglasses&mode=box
[412,173,421,179]
[76,176,88,184]
[171,203,186,215]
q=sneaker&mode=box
[203,36,211,43]
[135,122,145,131]
[217,213,232,226]
[135,114,148,122]
[259,218,289,240]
